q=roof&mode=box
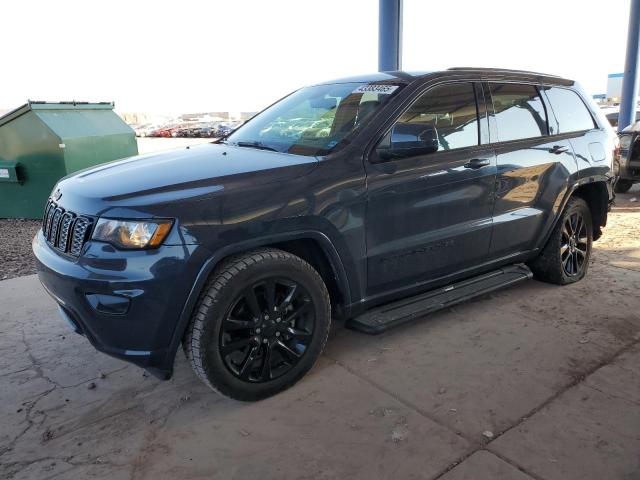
[313,67,572,87]
[313,71,431,85]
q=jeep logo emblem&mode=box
[53,189,62,201]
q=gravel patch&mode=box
[0,219,40,280]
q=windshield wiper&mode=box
[234,141,279,152]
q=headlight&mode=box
[92,218,173,249]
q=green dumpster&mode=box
[0,101,138,219]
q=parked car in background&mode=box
[190,123,219,138]
[199,126,217,137]
[191,124,216,138]
[215,124,237,137]
[603,109,640,130]
[616,121,640,192]
[171,124,193,137]
[134,124,158,137]
[159,122,226,138]
[148,125,178,138]
[34,68,616,401]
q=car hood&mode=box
[56,143,318,215]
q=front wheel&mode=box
[183,248,331,401]
[527,197,593,285]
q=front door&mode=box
[364,81,496,299]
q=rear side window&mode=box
[543,87,596,133]
[394,82,480,151]
[489,83,548,142]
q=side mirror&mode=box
[378,122,439,160]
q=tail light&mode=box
[613,136,621,174]
[619,134,632,150]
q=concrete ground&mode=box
[1,187,639,480]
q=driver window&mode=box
[393,83,480,152]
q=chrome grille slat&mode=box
[70,217,91,256]
[44,203,57,240]
[57,212,76,251]
[49,208,63,246]
[42,201,54,236]
[41,198,92,257]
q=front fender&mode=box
[161,229,353,374]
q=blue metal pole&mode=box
[619,0,640,130]
[378,0,403,72]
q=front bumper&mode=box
[33,230,205,379]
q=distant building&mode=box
[604,73,640,107]
[607,73,624,103]
[119,112,149,125]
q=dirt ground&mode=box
[0,173,638,479]
[0,219,40,280]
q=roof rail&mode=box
[448,67,562,78]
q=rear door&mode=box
[364,81,496,298]
[487,82,577,258]
[541,86,609,180]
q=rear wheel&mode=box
[527,197,593,285]
[183,248,331,401]
[614,179,634,193]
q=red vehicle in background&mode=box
[148,125,178,137]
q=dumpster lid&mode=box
[0,101,115,128]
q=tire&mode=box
[527,197,593,285]
[614,179,634,193]
[183,248,331,401]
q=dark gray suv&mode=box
[34,68,616,400]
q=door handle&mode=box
[464,158,491,169]
[550,145,569,154]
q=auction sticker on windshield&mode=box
[352,84,399,94]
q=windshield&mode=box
[224,82,402,156]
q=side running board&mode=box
[345,264,533,334]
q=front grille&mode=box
[42,199,93,257]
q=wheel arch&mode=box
[570,180,610,241]
[162,230,352,373]
[537,177,611,253]
[267,237,348,316]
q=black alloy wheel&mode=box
[527,196,593,285]
[219,278,315,383]
[183,248,331,401]
[561,211,588,277]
